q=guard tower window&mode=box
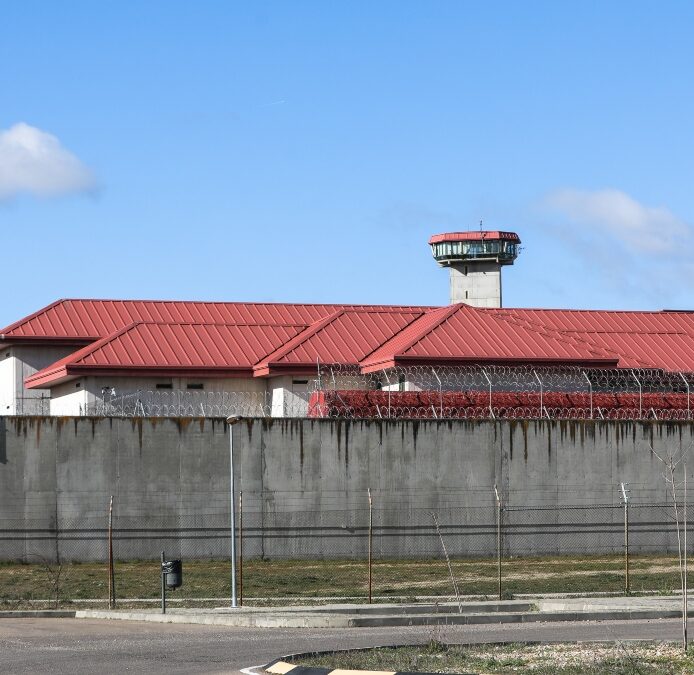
[156,383,173,390]
[187,383,204,390]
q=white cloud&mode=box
[0,122,95,200]
[545,188,690,254]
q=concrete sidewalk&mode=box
[68,596,694,628]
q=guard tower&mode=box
[429,230,521,307]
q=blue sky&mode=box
[2,1,693,328]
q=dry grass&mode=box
[292,641,694,674]
[0,553,687,608]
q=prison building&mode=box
[2,231,694,418]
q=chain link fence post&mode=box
[494,485,502,600]
[108,495,115,609]
[239,490,243,607]
[367,488,373,603]
[621,483,630,595]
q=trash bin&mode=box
[162,559,182,589]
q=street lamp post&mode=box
[227,415,242,608]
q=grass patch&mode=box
[291,642,694,674]
[0,553,689,608]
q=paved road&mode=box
[0,617,687,674]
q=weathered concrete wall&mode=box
[0,345,72,415]
[0,416,691,561]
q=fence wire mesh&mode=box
[308,365,694,421]
[2,489,694,607]
[27,364,692,421]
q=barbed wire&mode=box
[308,364,694,421]
[9,396,51,416]
[10,364,694,420]
[86,389,308,418]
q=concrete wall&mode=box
[0,348,15,414]
[2,345,305,417]
[1,416,692,562]
[0,345,75,415]
[48,375,270,415]
[49,379,90,416]
[449,261,502,307]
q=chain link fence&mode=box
[2,490,692,607]
[85,389,311,418]
[11,364,689,420]
[308,365,694,421]
[11,396,51,416]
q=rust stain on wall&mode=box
[546,420,552,460]
[175,417,193,434]
[521,420,528,462]
[129,418,143,450]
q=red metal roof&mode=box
[12,298,694,388]
[429,231,521,244]
[496,307,694,334]
[1,298,430,343]
[25,321,307,388]
[361,304,619,372]
[494,308,694,372]
[253,309,424,376]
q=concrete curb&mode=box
[74,606,694,628]
[262,639,668,675]
[264,659,475,675]
[267,660,396,675]
[75,609,354,628]
[0,610,76,618]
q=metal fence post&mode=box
[367,488,373,604]
[533,369,543,419]
[494,485,502,600]
[482,368,494,418]
[679,372,690,420]
[684,463,688,651]
[160,550,166,614]
[239,490,243,607]
[631,371,643,419]
[621,483,630,594]
[382,369,392,418]
[108,495,115,609]
[432,368,443,419]
[582,370,593,419]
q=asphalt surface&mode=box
[0,617,687,674]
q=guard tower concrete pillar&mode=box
[429,231,521,308]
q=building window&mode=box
[293,380,308,385]
[186,383,204,390]
[156,383,173,390]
